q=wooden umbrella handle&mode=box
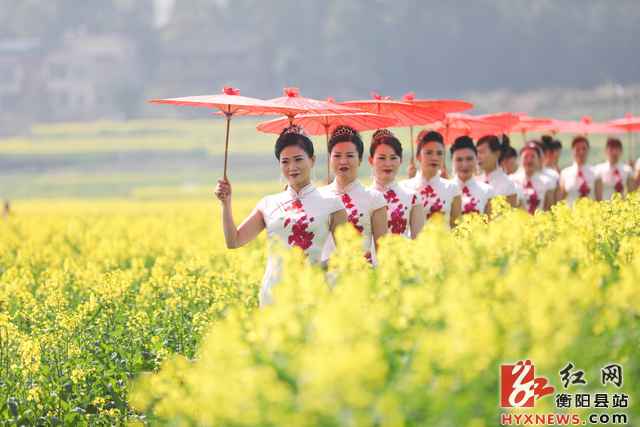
[223,112,232,180]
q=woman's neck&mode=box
[457,173,473,183]
[483,162,498,174]
[420,167,438,180]
[335,175,356,191]
[374,175,394,188]
[290,180,310,193]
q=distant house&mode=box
[0,31,142,134]
[0,38,41,135]
[42,31,140,121]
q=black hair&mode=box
[328,125,364,160]
[541,135,554,153]
[571,135,590,149]
[520,140,542,158]
[274,126,314,160]
[499,135,517,163]
[606,137,623,150]
[370,129,402,158]
[476,134,504,154]
[450,135,477,156]
[416,130,444,155]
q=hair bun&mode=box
[501,134,511,148]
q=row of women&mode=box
[214,125,640,306]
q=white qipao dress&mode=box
[256,183,344,306]
[401,172,461,227]
[595,162,633,200]
[560,163,598,207]
[541,167,560,191]
[510,171,548,214]
[369,180,419,238]
[320,179,387,264]
[453,176,494,215]
[479,168,518,199]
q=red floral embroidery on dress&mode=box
[524,179,539,214]
[282,198,315,250]
[341,193,364,233]
[461,186,479,214]
[384,189,407,234]
[613,168,624,193]
[420,185,444,218]
[577,169,590,198]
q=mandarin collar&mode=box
[453,175,475,188]
[373,178,396,192]
[286,182,315,199]
[329,178,361,194]
[485,167,504,180]
[419,171,440,187]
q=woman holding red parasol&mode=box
[401,130,461,228]
[367,129,425,239]
[320,125,388,265]
[214,125,347,307]
[558,136,603,206]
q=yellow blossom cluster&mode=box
[1,195,639,425]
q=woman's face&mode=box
[330,141,361,182]
[369,143,401,183]
[521,148,540,176]
[572,141,589,165]
[452,147,478,181]
[501,156,518,175]
[605,145,622,164]
[477,143,498,171]
[279,145,314,187]
[417,141,444,175]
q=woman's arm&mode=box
[215,179,265,249]
[627,175,637,193]
[329,209,348,240]
[409,204,425,239]
[543,191,552,211]
[506,193,518,208]
[594,178,603,201]
[557,177,567,201]
[450,195,461,228]
[371,207,388,249]
[484,198,492,216]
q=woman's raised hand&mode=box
[214,178,232,203]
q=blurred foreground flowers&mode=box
[1,196,639,425]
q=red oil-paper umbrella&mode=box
[428,113,510,145]
[266,87,361,123]
[509,113,553,140]
[256,110,398,182]
[149,86,305,179]
[540,116,624,136]
[607,113,640,162]
[342,92,445,168]
[401,92,474,163]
